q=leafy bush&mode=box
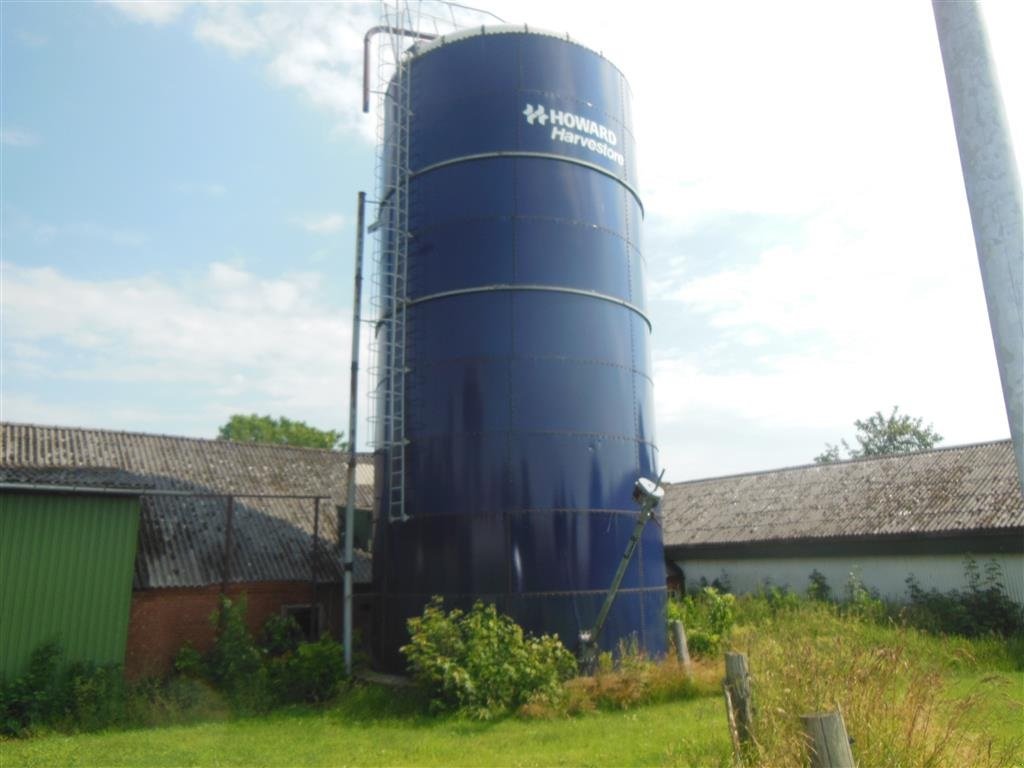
[807,569,832,601]
[269,635,347,704]
[60,662,127,731]
[904,557,1023,638]
[842,568,887,623]
[761,583,801,614]
[173,643,204,678]
[205,596,265,702]
[259,613,304,658]
[0,643,129,736]
[1,641,64,735]
[401,597,577,719]
[174,597,353,711]
[667,587,736,657]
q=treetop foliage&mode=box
[815,406,943,464]
[217,414,346,451]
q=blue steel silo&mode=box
[371,26,665,671]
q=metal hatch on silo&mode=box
[366,20,666,671]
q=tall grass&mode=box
[729,601,1023,767]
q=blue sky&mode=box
[2,1,1021,480]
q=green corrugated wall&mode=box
[0,493,140,679]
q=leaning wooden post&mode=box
[671,620,691,667]
[724,652,753,745]
[801,710,856,768]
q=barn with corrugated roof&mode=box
[660,439,1024,603]
[0,422,373,678]
[3,421,1022,680]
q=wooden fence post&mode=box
[724,652,753,745]
[801,710,855,768]
[671,620,691,667]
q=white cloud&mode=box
[103,1,190,26]
[179,3,379,139]
[292,213,344,234]
[194,5,265,54]
[648,201,1011,478]
[2,262,351,413]
[1,127,40,147]
[91,0,1023,474]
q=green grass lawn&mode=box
[4,666,1019,768]
[1,691,733,768]
[4,601,1022,768]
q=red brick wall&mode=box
[124,581,346,679]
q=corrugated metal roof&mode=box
[1,423,374,587]
[7,424,1020,575]
[661,440,1024,549]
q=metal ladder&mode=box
[372,13,415,524]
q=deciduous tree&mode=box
[814,406,942,464]
[217,414,346,451]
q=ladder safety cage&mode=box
[365,3,507,525]
[367,4,425,525]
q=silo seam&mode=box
[400,429,656,444]
[404,152,644,214]
[410,355,655,386]
[407,214,641,252]
[391,285,652,330]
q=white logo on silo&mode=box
[522,102,624,167]
[523,104,548,125]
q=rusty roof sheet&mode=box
[1,422,374,587]
[661,440,1023,549]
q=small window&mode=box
[337,507,373,550]
[282,604,324,641]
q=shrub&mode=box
[269,635,347,704]
[761,583,801,614]
[60,662,126,731]
[904,557,1024,637]
[260,613,304,658]
[1,641,63,736]
[203,596,271,712]
[205,596,263,694]
[667,587,736,657]
[841,568,886,623]
[401,597,577,719]
[807,569,832,601]
[172,643,204,678]
[1,643,129,736]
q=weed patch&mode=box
[731,603,1024,767]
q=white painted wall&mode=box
[677,553,1024,605]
